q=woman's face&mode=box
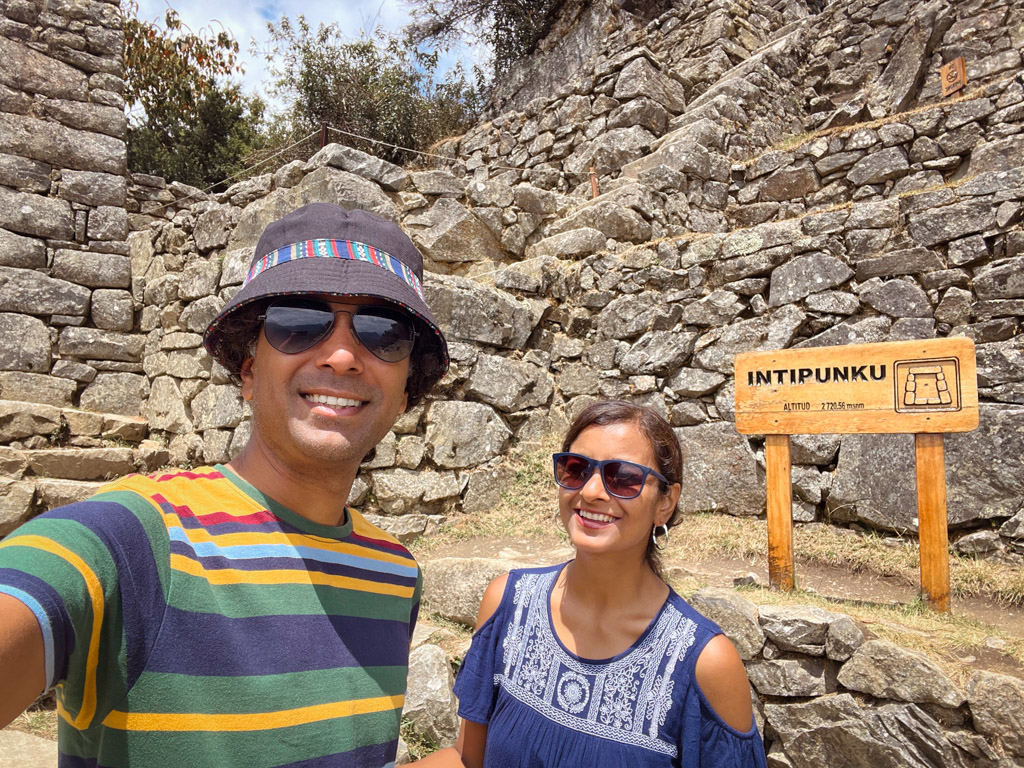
[558,421,680,561]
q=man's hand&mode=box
[0,593,46,728]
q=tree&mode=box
[405,0,567,77]
[261,16,483,165]
[123,1,264,188]
[127,84,266,190]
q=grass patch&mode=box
[8,696,58,741]
[410,435,565,557]
[400,716,440,761]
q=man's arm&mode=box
[0,593,47,727]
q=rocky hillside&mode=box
[3,0,1024,764]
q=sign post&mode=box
[734,338,979,611]
[941,57,967,98]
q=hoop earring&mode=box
[652,524,669,551]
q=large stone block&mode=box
[674,422,764,516]
[619,330,696,375]
[0,113,125,174]
[0,477,35,537]
[0,266,91,316]
[614,56,686,112]
[422,557,517,627]
[0,187,74,239]
[60,170,126,207]
[768,253,853,307]
[596,292,675,341]
[829,404,1024,531]
[0,152,51,194]
[59,327,144,362]
[973,257,1024,300]
[765,695,970,768]
[426,401,511,469]
[52,249,131,289]
[747,658,831,697]
[0,399,61,441]
[689,588,765,660]
[370,468,462,515]
[0,36,87,101]
[146,376,192,433]
[966,670,1024,757]
[191,384,245,430]
[28,447,135,481]
[466,354,553,412]
[0,229,46,269]
[548,200,651,243]
[406,198,502,264]
[426,273,543,350]
[693,305,805,374]
[404,644,459,748]
[307,144,410,192]
[79,372,149,416]
[907,198,997,247]
[0,313,50,372]
[0,371,75,406]
[838,640,964,708]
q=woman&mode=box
[416,400,766,767]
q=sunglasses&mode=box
[260,298,417,363]
[552,452,669,500]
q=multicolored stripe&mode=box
[0,465,421,768]
[246,238,425,300]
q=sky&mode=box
[134,0,485,114]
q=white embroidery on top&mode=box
[496,570,698,757]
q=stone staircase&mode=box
[0,400,165,535]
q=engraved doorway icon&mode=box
[894,357,961,413]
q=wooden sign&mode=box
[941,57,967,98]
[734,338,979,435]
[733,337,980,613]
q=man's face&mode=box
[239,296,410,475]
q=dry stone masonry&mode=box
[1,0,1023,555]
[1,0,1024,761]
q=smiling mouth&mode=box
[303,393,364,408]
[576,509,617,524]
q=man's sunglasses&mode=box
[260,298,417,363]
[552,452,669,500]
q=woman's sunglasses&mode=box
[260,298,417,363]
[552,452,668,500]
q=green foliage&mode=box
[123,2,264,189]
[123,1,242,120]
[261,17,483,164]
[127,83,266,190]
[406,0,567,77]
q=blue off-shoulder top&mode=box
[452,563,768,767]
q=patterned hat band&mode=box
[246,238,425,300]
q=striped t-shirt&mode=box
[0,465,422,768]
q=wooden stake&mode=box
[765,434,795,591]
[916,433,950,611]
[589,167,599,198]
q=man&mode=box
[0,203,450,766]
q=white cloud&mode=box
[133,0,422,111]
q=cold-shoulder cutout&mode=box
[694,633,754,732]
[475,572,509,630]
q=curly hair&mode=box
[561,400,684,576]
[205,298,446,408]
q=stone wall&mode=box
[408,558,1024,767]
[0,0,133,532]
[2,0,1024,563]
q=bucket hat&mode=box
[203,203,449,403]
